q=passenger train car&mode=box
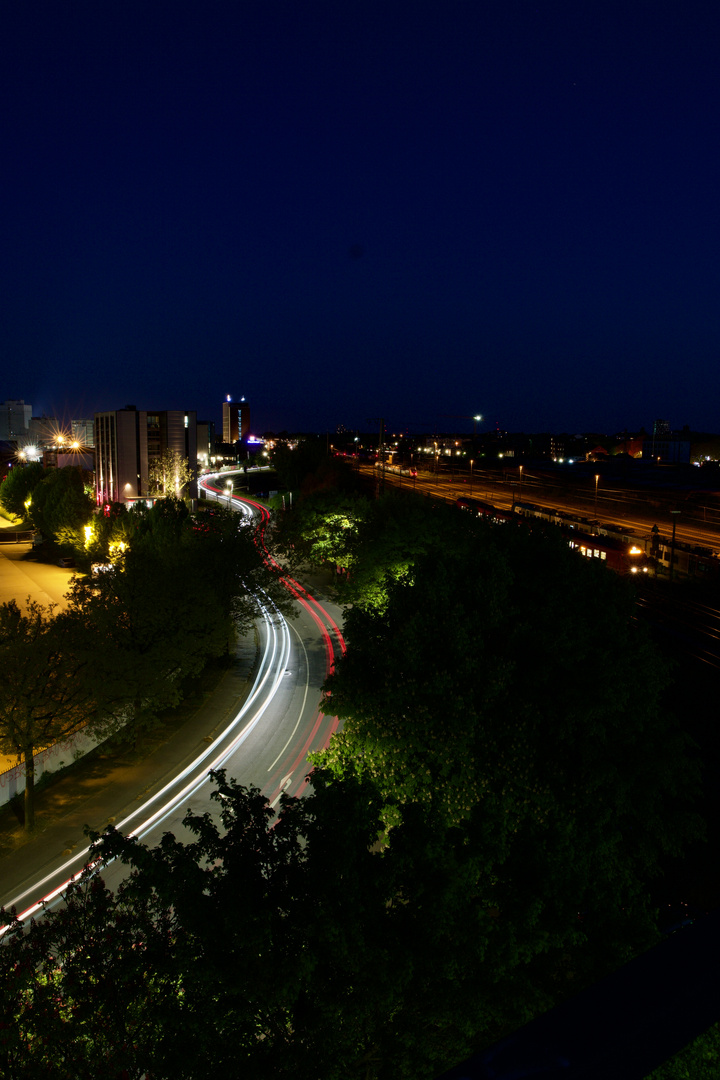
[456,498,650,574]
[459,498,720,581]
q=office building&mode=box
[71,418,95,448]
[222,396,250,444]
[0,399,32,441]
[95,405,197,504]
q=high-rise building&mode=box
[222,395,250,443]
[71,418,95,448]
[94,405,197,504]
[0,399,32,440]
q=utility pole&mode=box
[669,510,681,582]
[368,417,385,494]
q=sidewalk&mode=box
[0,628,258,910]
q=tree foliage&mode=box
[270,437,329,491]
[645,1022,720,1080]
[147,449,194,497]
[67,499,289,742]
[29,466,94,542]
[273,487,369,574]
[314,495,703,960]
[0,769,614,1079]
[0,600,100,831]
[0,461,45,520]
[83,501,137,565]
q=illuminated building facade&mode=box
[94,405,198,504]
[222,396,250,443]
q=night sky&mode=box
[3,0,720,437]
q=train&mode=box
[458,496,720,581]
[455,496,513,524]
[374,462,418,477]
[512,501,720,581]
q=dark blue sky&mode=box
[2,0,719,436]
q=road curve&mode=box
[1,480,344,923]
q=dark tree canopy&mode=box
[270,436,329,491]
[29,465,94,542]
[0,770,639,1080]
[0,461,45,520]
[315,494,702,959]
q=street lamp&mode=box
[518,464,523,503]
[469,459,474,495]
[226,480,233,506]
[594,474,600,518]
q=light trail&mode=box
[1,477,346,930]
[2,591,292,929]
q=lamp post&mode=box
[469,459,474,495]
[669,510,681,582]
[594,474,600,518]
[226,480,233,506]
[518,464,523,503]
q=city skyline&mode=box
[2,392,716,444]
[2,1,720,435]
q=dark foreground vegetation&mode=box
[0,453,712,1078]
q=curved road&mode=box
[2,480,344,921]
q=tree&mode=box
[272,487,369,575]
[271,437,328,491]
[314,497,702,966]
[0,769,604,1079]
[66,499,290,743]
[0,601,100,831]
[29,466,94,543]
[0,461,45,520]
[83,500,136,565]
[646,1022,720,1079]
[147,449,194,498]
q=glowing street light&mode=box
[469,458,474,495]
[594,474,600,518]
